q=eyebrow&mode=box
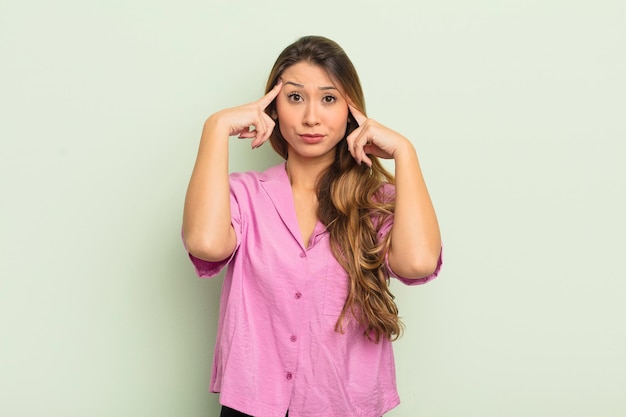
[284,81,338,91]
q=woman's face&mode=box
[275,61,350,164]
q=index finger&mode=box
[257,80,283,110]
[348,103,367,126]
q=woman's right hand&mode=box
[209,80,283,149]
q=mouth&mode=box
[299,134,324,144]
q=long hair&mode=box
[264,36,402,342]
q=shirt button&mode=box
[286,372,293,380]
[299,252,306,258]
[294,292,302,299]
[290,335,297,342]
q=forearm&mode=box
[183,115,237,262]
[388,142,441,278]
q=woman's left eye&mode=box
[323,95,336,103]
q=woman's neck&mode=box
[285,155,332,191]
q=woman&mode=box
[183,35,442,417]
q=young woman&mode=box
[183,35,442,417]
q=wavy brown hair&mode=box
[264,36,402,342]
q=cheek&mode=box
[328,108,349,129]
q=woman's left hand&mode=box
[346,104,412,167]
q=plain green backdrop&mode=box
[1,0,625,416]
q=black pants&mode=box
[220,405,288,417]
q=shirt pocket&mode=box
[323,265,350,316]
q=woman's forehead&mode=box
[281,62,339,90]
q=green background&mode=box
[1,0,625,416]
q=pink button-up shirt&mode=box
[187,163,442,417]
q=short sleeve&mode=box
[375,182,443,286]
[187,246,238,278]
[182,177,243,279]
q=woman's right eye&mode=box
[287,93,303,102]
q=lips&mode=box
[299,134,324,144]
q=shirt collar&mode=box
[258,162,327,250]
[258,162,288,183]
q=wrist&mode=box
[392,138,416,160]
[204,112,231,138]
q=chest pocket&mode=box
[322,259,350,316]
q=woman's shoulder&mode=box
[374,182,396,204]
[228,163,287,196]
[229,163,286,183]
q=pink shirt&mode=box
[187,163,442,417]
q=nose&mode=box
[303,103,320,126]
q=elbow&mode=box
[408,257,439,279]
[390,248,441,279]
[183,229,235,263]
[418,256,440,278]
[418,247,442,278]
